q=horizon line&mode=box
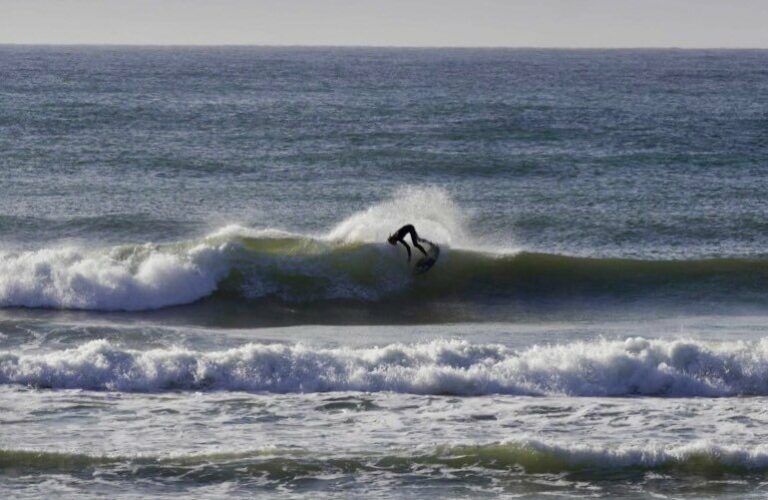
[1,43,768,51]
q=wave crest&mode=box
[3,337,768,396]
[327,186,467,245]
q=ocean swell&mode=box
[3,337,768,396]
[3,227,768,312]
[2,185,768,313]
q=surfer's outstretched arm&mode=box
[398,240,412,261]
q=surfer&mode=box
[387,224,428,262]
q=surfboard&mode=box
[414,240,440,275]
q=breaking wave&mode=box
[3,230,768,313]
[4,337,768,396]
[2,187,768,312]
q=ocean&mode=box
[2,46,768,498]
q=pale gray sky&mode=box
[1,0,767,48]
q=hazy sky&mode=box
[1,0,767,48]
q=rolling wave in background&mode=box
[4,439,768,478]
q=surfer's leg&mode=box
[412,240,428,257]
[401,225,422,243]
[398,240,412,261]
[400,225,427,256]
[398,224,417,239]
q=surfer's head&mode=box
[387,234,397,245]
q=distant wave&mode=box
[3,337,768,396]
[5,439,768,477]
[2,187,768,312]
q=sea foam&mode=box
[327,186,467,246]
[3,337,768,396]
[0,242,231,311]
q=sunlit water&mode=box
[2,47,768,497]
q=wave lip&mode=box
[3,337,768,396]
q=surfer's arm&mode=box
[398,240,412,262]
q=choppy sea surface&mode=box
[2,46,768,498]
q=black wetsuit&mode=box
[389,224,428,262]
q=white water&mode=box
[327,186,467,245]
[3,336,768,396]
[0,242,231,310]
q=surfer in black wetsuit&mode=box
[387,224,428,262]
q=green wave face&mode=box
[221,235,768,305]
[3,441,767,483]
[4,230,768,320]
